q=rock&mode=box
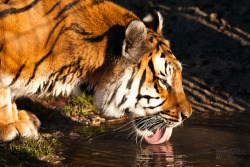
[99,118,106,123]
[209,13,218,22]
[41,133,52,139]
[69,132,80,137]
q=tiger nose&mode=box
[181,111,191,121]
[180,104,192,121]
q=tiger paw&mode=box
[0,104,41,142]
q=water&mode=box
[61,121,250,167]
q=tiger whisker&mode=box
[139,136,144,148]
[134,116,157,128]
[113,120,134,131]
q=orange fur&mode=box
[0,0,191,142]
[0,0,137,82]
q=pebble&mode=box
[41,133,52,139]
[209,13,218,22]
[99,118,106,123]
[69,132,80,137]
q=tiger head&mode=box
[93,11,192,144]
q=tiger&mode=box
[0,0,192,144]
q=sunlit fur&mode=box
[0,0,191,142]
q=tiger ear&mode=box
[122,20,147,62]
[143,10,163,35]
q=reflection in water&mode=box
[62,122,250,166]
[136,142,183,166]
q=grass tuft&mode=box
[0,137,58,166]
[62,93,97,115]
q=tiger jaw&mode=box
[131,115,182,144]
[133,114,182,135]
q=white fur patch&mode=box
[157,12,164,33]
[135,128,154,137]
[143,14,154,23]
[178,61,183,70]
[154,53,174,88]
[1,72,84,98]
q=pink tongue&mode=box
[144,127,173,144]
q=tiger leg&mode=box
[0,84,40,142]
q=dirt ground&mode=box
[110,0,250,128]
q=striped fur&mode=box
[0,0,191,142]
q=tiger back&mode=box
[0,0,191,144]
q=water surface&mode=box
[61,121,250,166]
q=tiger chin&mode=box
[0,0,191,144]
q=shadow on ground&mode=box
[0,144,51,166]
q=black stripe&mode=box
[92,0,105,4]
[160,71,166,76]
[154,82,159,93]
[54,0,80,20]
[148,58,157,81]
[169,118,179,122]
[124,108,130,114]
[147,30,154,34]
[156,43,160,52]
[126,68,135,89]
[160,110,170,114]
[64,23,92,35]
[80,81,95,95]
[62,75,67,84]
[149,36,153,43]
[35,85,42,94]
[118,95,127,108]
[165,62,168,75]
[144,100,166,110]
[26,25,66,85]
[0,0,40,18]
[138,70,146,94]
[148,52,152,57]
[26,50,52,85]
[9,64,25,86]
[4,0,10,4]
[45,1,61,15]
[45,16,66,48]
[0,43,3,52]
[84,34,105,43]
[167,50,172,54]
[48,81,55,92]
[135,70,147,107]
[137,94,160,104]
[158,41,168,47]
[160,53,165,58]
[41,75,54,93]
[48,58,81,91]
[107,83,121,105]
[137,62,141,69]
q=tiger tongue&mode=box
[144,127,173,144]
